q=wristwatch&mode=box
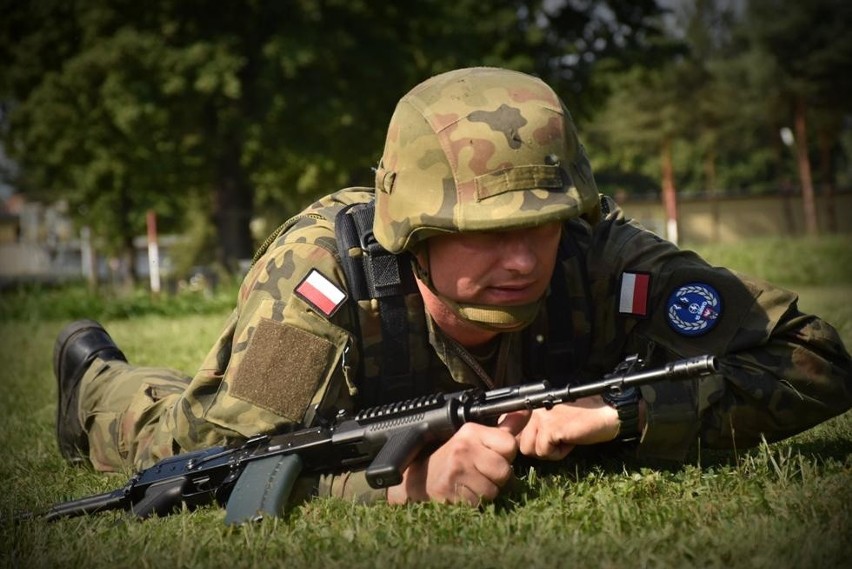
[602,386,641,442]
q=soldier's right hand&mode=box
[386,411,528,505]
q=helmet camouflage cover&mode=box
[373,66,601,253]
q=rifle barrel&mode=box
[469,355,718,419]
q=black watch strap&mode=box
[603,386,641,442]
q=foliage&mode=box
[0,280,239,323]
[0,0,669,273]
[586,0,852,205]
[746,0,852,108]
[5,30,205,258]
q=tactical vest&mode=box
[255,196,596,407]
[333,200,596,406]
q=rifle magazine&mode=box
[224,454,304,525]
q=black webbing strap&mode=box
[542,242,576,386]
[525,228,593,387]
[334,202,419,405]
[334,204,370,300]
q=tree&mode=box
[745,0,852,235]
[1,0,669,275]
[586,0,852,244]
[605,67,696,243]
[3,29,204,279]
[0,0,251,275]
[589,32,705,245]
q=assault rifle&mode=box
[39,354,717,524]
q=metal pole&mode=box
[146,210,161,295]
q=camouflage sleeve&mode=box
[170,219,359,450]
[592,202,852,461]
[638,270,852,461]
[696,285,852,448]
[168,188,392,503]
[316,471,388,503]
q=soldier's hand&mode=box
[516,395,620,461]
[387,411,529,505]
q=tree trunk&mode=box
[80,226,98,292]
[817,129,837,234]
[117,235,136,294]
[794,97,818,236]
[661,137,679,245]
[213,142,254,274]
[703,149,719,242]
[120,184,138,286]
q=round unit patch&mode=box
[666,282,722,336]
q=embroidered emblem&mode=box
[666,282,722,336]
[295,269,347,317]
[618,272,651,317]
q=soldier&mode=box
[54,67,852,505]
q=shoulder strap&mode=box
[524,223,594,387]
[334,201,423,405]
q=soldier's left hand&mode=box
[516,396,620,460]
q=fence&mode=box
[618,190,852,244]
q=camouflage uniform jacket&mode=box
[167,187,852,501]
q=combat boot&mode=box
[53,319,127,463]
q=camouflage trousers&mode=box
[79,357,191,472]
[77,357,386,503]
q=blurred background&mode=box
[1,0,850,295]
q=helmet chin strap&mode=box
[451,300,543,332]
[410,254,542,333]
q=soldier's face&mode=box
[424,222,561,307]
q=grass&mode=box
[0,280,239,322]
[1,237,850,569]
[688,235,852,287]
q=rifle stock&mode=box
[35,354,718,523]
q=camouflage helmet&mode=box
[373,66,601,254]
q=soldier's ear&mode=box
[409,242,430,284]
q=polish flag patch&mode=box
[618,272,651,317]
[295,269,347,317]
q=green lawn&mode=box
[1,237,850,569]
